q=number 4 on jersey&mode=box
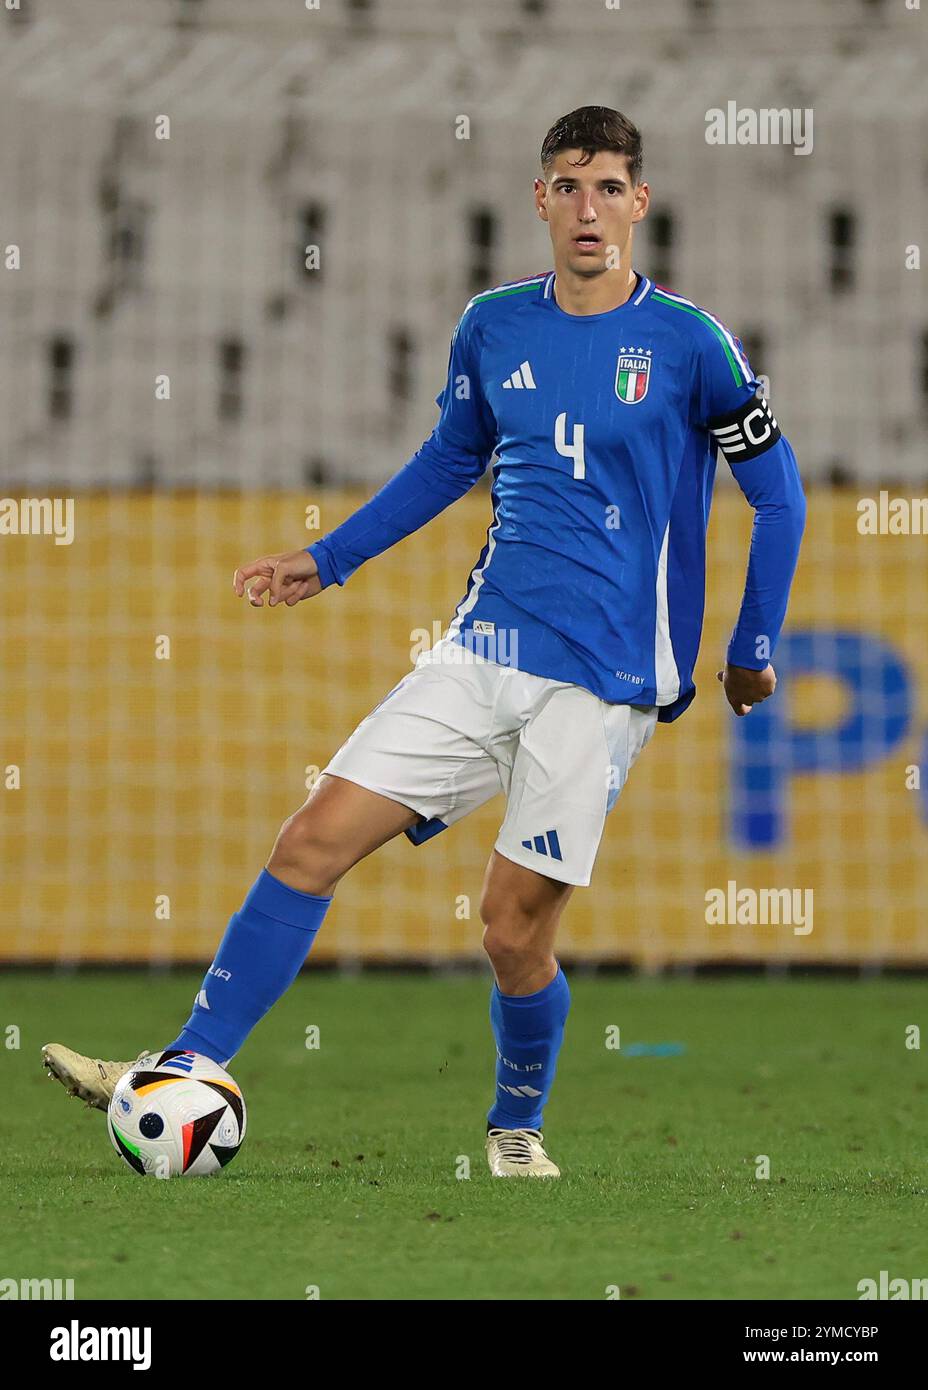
[554,412,586,480]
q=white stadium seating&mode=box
[0,0,924,488]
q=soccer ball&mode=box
[107,1049,246,1178]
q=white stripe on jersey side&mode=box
[652,286,752,384]
[654,522,681,706]
[544,273,554,298]
[446,493,503,643]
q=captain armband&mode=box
[708,393,781,462]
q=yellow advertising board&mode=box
[1,489,925,965]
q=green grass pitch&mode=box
[1,971,925,1300]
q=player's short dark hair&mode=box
[540,106,643,185]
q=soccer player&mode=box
[43,106,805,1177]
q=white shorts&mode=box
[323,640,658,886]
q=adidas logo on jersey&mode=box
[520,829,563,861]
[501,361,536,390]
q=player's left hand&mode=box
[716,662,776,716]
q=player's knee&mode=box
[480,899,548,974]
[268,809,343,896]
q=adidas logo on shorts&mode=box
[520,830,562,861]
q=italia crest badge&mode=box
[615,347,652,404]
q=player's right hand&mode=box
[233,549,322,608]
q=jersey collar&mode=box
[543,271,653,317]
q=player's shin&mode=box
[166,869,331,1065]
[487,965,571,1130]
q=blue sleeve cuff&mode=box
[725,642,769,671]
[307,541,341,590]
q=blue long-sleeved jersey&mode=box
[308,271,806,721]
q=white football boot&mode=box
[486,1127,561,1178]
[41,1043,152,1112]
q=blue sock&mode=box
[487,966,571,1132]
[166,869,331,1065]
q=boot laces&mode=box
[491,1128,543,1163]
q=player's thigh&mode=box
[269,772,418,886]
[479,848,574,948]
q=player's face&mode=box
[534,149,649,279]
